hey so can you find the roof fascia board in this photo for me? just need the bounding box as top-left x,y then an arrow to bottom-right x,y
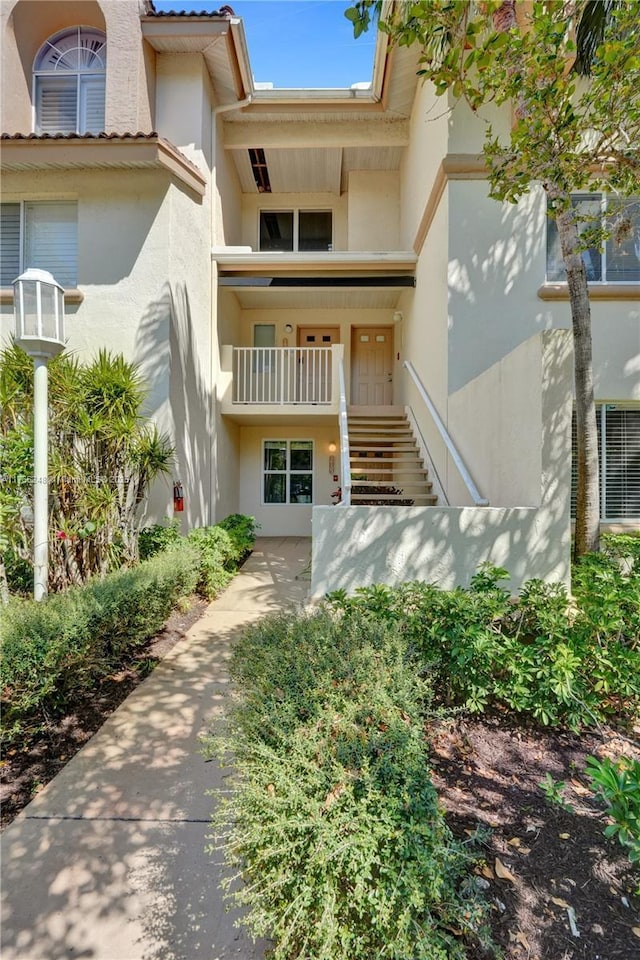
223,118 -> 409,150
228,18 -> 254,98
212,251 -> 417,271
141,17 -> 230,47
0,137 -> 206,195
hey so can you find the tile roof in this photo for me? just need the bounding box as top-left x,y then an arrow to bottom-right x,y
145,3 -> 235,16
1,131 -> 160,141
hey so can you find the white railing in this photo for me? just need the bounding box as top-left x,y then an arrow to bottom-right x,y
232,347 -> 333,404
404,360 -> 489,507
338,355 -> 351,506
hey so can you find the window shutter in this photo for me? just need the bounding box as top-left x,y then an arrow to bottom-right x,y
24,202 -> 78,288
570,407 -> 602,520
0,203 -> 21,286
36,77 -> 78,133
604,408 -> 640,519
80,76 -> 105,134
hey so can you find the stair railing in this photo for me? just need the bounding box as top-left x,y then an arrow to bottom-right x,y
404,360 -> 489,507
338,356 -> 352,506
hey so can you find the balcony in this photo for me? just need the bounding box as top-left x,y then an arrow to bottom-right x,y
220,344 -> 343,422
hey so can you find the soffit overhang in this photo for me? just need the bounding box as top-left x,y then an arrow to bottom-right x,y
141,15 -> 253,104
215,250 -> 416,309
0,133 -> 207,195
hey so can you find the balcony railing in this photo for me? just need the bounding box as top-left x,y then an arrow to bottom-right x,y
232,347 -> 334,405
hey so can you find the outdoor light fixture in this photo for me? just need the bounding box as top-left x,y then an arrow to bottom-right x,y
14,269 -> 65,356
13,269 -> 66,601
284,323 -> 293,334
328,441 -> 337,475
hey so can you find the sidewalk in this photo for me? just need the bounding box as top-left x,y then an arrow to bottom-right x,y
0,537 -> 311,960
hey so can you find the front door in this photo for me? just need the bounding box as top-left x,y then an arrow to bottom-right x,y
351,327 -> 393,405
296,327 -> 339,403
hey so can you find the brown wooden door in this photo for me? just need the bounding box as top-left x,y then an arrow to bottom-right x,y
295,327 -> 339,403
297,327 -> 340,347
351,327 -> 393,405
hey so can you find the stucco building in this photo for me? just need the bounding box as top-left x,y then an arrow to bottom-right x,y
1,0 -> 638,594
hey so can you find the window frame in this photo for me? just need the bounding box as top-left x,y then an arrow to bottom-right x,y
546,192 -> 640,285
262,439 -> 314,506
0,200 -> 79,289
32,26 -> 107,135
258,209 -> 333,253
571,403 -> 640,522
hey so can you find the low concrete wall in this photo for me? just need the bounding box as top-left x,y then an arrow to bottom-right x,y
311,329 -> 573,597
311,503 -> 570,597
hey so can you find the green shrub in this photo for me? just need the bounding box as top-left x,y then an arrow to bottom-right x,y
215,513 -> 259,563
138,518 -> 182,560
327,559 -> 640,730
206,609 -> 492,960
0,541 -> 201,743
1,513 -> 257,743
587,755 -> 640,884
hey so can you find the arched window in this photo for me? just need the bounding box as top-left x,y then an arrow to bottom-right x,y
34,26 -> 106,134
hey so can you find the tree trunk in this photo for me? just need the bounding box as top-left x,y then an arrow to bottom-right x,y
551,188 -> 600,558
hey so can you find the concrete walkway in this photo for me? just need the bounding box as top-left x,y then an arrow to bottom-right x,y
1,538 -> 311,960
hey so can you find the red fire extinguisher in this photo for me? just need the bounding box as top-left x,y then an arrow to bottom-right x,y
173,480 -> 184,513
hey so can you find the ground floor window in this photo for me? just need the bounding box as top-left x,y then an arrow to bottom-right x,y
0,201 -> 78,288
263,440 -> 313,504
571,405 -> 640,521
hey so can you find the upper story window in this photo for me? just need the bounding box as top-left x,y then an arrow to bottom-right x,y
259,210 -> 332,252
547,194 -> 640,283
34,27 -> 106,135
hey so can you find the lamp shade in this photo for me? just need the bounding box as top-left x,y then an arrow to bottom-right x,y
13,269 -> 65,357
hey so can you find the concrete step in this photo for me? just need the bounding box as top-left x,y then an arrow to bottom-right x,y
350,467 -> 430,476
351,493 -> 438,504
350,456 -> 425,465
352,479 -> 433,491
350,445 -> 419,453
349,420 -> 411,433
348,405 -> 405,417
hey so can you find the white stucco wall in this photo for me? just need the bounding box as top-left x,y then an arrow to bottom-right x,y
0,171 -> 220,528
447,330 -> 572,508
395,196 -> 450,495
347,171 -> 399,250
399,78 -> 449,250
311,330 -> 573,597
311,504 -> 569,597
238,425 -> 341,537
447,176 -> 640,401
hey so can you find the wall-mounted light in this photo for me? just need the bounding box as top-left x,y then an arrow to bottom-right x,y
284,323 -> 293,334
393,310 -> 403,323
328,441 -> 337,475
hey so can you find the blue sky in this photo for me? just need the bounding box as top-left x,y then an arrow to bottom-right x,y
152,1 -> 377,88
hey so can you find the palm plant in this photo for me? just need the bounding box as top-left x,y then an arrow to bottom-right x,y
0,344 -> 174,595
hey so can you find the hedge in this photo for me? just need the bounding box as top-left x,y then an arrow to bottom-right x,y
1,516 -> 257,744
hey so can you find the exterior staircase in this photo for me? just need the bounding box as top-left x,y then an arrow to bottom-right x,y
347,407 -> 437,506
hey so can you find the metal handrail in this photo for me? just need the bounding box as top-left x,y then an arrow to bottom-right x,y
403,360 -> 489,507
338,357 -> 351,506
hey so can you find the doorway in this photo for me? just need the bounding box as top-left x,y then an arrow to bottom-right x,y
350,327 -> 394,405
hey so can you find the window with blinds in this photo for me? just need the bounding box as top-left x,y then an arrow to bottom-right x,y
571,405 -> 640,520
33,27 -> 106,135
0,202 -> 78,289
0,204 -> 21,286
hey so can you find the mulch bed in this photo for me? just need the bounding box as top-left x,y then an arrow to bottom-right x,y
2,613 -> 638,959
428,716 -> 640,960
0,596 -> 208,830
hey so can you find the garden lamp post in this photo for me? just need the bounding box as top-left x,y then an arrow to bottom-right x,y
13,269 -> 66,601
